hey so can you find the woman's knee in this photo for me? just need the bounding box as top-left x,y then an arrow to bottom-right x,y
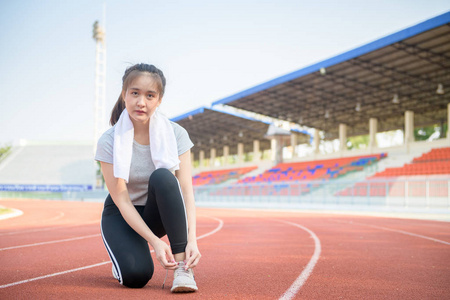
149,168 -> 178,191
121,268 -> 153,288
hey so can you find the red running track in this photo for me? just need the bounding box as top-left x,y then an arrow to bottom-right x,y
0,198 -> 449,299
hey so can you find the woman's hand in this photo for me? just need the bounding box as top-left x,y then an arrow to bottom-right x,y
185,240 -> 201,270
152,239 -> 177,270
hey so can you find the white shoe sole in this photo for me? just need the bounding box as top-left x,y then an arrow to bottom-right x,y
171,285 -> 198,293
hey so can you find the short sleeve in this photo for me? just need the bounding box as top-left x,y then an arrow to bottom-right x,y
95,128 -> 114,164
171,122 -> 194,156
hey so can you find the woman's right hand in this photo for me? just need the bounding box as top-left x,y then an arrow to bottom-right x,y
152,239 -> 177,270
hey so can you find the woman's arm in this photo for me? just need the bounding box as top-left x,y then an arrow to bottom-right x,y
175,150 -> 201,268
100,162 -> 177,269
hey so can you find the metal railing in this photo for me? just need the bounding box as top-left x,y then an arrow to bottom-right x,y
194,178 -> 450,211
2,178 -> 449,212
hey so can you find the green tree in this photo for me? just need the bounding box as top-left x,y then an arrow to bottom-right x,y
0,144 -> 11,160
414,124 -> 447,141
347,134 -> 369,150
96,161 -> 105,188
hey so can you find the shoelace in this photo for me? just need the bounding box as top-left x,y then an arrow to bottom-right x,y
162,269 -> 169,289
174,264 -> 192,278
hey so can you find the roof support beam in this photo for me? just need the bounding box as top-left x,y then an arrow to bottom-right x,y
394,41 -> 450,70
351,57 -> 438,94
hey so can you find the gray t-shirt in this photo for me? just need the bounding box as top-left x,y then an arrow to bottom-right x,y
95,121 -> 194,205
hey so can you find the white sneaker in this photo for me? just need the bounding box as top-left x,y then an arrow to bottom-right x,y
171,261 -> 198,293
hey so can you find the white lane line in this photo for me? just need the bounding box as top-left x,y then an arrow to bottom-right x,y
277,220 -> 321,300
0,234 -> 101,251
0,208 -> 23,221
45,211 -> 65,222
2,211 -> 66,227
0,261 -> 111,289
0,215 -> 224,289
197,216 -> 224,239
348,221 -> 450,246
0,220 -> 101,236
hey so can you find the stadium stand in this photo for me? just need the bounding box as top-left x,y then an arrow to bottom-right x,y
177,12 -> 450,179
192,166 -> 257,186
337,147 -> 450,197
238,154 -> 387,184
0,142 -> 95,192
206,154 -> 386,197
412,147 -> 450,163
371,147 -> 449,178
1,13 -> 449,210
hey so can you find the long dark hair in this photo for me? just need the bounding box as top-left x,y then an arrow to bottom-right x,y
110,63 -> 166,126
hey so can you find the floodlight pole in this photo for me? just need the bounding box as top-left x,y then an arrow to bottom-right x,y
92,20 -> 106,189
92,20 -> 106,153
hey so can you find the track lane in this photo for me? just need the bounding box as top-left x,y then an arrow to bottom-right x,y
179,213 -> 318,299
0,216 -> 224,289
277,220 -> 321,300
0,224 -> 101,248
0,212 -> 223,296
0,236 -> 107,285
339,216 -> 450,244
291,215 -> 450,299
343,220 -> 450,245
0,199 -> 102,230
0,233 -> 101,251
1,201 -> 449,299
1,206 -> 318,299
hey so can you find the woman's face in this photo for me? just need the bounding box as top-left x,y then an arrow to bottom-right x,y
123,74 -> 162,126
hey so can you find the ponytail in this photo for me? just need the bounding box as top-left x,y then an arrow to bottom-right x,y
110,95 -> 126,126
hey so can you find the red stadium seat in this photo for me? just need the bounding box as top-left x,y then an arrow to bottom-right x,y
192,166 -> 257,186
339,147 -> 450,197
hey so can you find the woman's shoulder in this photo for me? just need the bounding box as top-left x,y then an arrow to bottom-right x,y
97,126 -> 116,146
170,121 -> 188,136
102,126 -> 115,138
95,126 -> 115,163
170,121 -> 194,154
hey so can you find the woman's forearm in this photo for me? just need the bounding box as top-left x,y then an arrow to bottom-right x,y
184,192 -> 197,242
101,163 -> 160,247
115,198 -> 160,246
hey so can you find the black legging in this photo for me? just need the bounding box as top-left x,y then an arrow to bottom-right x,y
101,168 -> 188,288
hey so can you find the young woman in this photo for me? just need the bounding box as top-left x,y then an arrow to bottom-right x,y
95,63 -> 200,292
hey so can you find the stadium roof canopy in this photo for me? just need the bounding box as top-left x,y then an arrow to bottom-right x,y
171,107 -> 310,158
212,12 -> 450,140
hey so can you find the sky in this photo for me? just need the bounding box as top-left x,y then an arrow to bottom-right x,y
0,0 -> 449,145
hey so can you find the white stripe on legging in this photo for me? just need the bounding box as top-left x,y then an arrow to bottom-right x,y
100,216 -> 123,285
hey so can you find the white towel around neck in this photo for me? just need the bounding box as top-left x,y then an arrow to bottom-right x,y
113,108 -> 180,182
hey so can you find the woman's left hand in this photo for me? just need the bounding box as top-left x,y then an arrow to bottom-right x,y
185,240 -> 201,270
